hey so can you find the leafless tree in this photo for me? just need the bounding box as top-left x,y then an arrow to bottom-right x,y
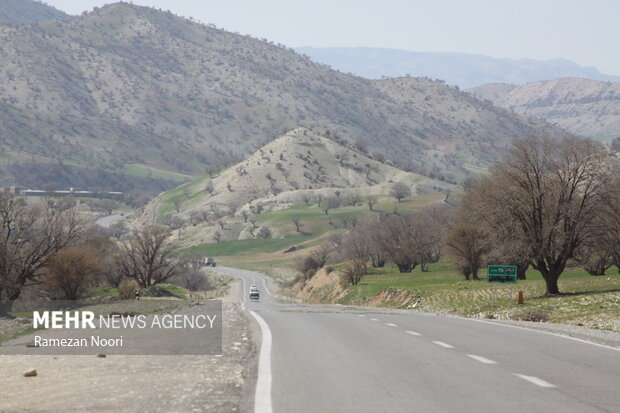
390,182 -> 411,203
460,137 -> 618,294
173,198 -> 182,213
204,180 -> 214,195
292,217 -> 304,233
45,244 -> 101,300
366,196 -> 377,211
445,223 -> 490,280
116,226 -> 180,288
0,195 -> 87,301
321,197 -> 340,215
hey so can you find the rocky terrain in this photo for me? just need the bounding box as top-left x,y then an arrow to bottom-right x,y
137,128 -> 456,245
469,78 -> 620,137
0,2 -> 568,191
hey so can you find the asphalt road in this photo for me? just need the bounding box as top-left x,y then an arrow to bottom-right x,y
95,214 -> 126,228
214,266 -> 620,413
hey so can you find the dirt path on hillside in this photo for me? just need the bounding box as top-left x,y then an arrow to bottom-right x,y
0,293 -> 256,413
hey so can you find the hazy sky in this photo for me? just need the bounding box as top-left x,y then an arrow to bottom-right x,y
44,0 -> 620,75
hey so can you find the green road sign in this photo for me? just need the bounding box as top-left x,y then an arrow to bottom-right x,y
487,265 -> 517,283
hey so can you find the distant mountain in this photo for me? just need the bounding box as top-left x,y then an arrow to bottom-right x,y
0,3 -> 568,192
469,78 -> 620,138
295,47 -> 620,89
0,0 -> 71,25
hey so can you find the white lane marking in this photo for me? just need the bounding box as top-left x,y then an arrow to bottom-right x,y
241,279 -> 246,310
370,318 -> 379,321
405,330 -> 421,336
263,278 -> 271,295
357,314 -> 366,317
467,354 -> 497,365
513,373 -> 556,388
464,318 -> 620,353
249,311 -> 273,413
432,340 -> 455,349
385,323 -> 398,327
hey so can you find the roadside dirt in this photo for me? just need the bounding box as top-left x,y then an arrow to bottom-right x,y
0,297 -> 256,413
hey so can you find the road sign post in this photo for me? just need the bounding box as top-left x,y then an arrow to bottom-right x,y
487,265 -> 517,308
487,265 -> 517,283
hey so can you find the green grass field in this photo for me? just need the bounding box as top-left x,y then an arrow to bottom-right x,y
336,262 -> 620,331
177,236 -> 313,257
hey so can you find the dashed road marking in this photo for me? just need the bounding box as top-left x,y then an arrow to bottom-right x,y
404,330 -> 421,336
467,354 -> 497,365
357,314 -> 366,317
432,340 -> 455,349
370,318 -> 379,321
385,323 -> 398,327
513,373 -> 556,388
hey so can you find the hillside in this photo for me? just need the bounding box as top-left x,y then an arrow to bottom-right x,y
295,47 -> 620,89
138,128 -> 456,247
0,2 -> 569,191
469,78 -> 620,137
0,0 -> 71,25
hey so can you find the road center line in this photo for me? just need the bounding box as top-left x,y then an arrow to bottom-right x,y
513,373 -> 556,388
385,322 -> 398,327
263,278 -> 271,295
467,354 -> 497,364
404,330 -> 421,336
249,311 -> 273,413
357,314 -> 366,317
370,318 -> 379,321
432,340 -> 455,349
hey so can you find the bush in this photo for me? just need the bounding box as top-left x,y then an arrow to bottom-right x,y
294,255 -> 320,281
172,269 -> 211,291
340,259 -> 366,286
118,279 -> 139,300
508,308 -> 548,322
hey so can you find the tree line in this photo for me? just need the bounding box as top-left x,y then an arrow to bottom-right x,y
300,136 -> 620,296
0,193 -> 210,306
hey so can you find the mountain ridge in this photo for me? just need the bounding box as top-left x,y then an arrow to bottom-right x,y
0,2 -> 569,192
0,0 -> 71,25
295,46 -> 620,89
469,78 -> 620,137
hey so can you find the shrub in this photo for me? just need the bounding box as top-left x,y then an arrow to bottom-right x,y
294,255 -> 320,281
340,259 -> 366,286
118,279 -> 139,300
508,308 -> 548,322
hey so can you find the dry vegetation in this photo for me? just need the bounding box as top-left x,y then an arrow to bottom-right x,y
0,3 -> 567,191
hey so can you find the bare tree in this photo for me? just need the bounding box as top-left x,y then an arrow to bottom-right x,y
204,180 -> 214,195
116,226 -> 180,288
292,217 -> 304,233
366,195 -> 377,211
45,244 -> 102,300
377,216 -> 421,273
460,137 -> 618,294
445,223 -> 490,280
390,182 -> 411,203
173,198 -> 182,213
321,197 -> 340,215
0,195 -> 86,301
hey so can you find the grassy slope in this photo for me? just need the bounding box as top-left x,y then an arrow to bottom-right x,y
340,263 -> 620,331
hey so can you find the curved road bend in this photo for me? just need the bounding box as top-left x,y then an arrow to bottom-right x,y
214,266 -> 620,413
